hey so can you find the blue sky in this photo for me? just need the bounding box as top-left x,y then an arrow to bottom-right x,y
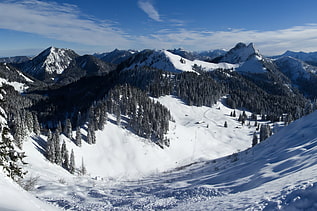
1,0 -> 317,57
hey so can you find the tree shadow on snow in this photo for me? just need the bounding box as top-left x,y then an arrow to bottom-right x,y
31,136 -> 46,156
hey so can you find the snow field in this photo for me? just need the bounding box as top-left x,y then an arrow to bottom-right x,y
19,95 -> 261,210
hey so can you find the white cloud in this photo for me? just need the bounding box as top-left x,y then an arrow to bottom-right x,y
1,1 -> 317,56
138,0 -> 162,22
0,0 -> 131,50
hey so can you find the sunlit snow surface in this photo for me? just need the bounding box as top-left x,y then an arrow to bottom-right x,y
17,97 -> 317,210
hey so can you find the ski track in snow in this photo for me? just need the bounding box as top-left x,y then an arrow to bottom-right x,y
17,96 -> 317,210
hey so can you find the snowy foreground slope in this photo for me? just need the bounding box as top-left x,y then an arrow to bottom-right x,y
0,171 -> 58,211
7,96 -> 317,210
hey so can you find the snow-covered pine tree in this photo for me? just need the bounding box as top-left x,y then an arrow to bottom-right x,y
25,111 -> 34,133
33,113 -> 40,136
46,130 -> 55,163
0,126 -> 26,181
75,126 -> 81,147
0,88 -> 26,181
69,149 -> 75,174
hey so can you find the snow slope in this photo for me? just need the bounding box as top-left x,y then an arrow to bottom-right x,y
0,171 -> 59,211
11,94 -> 317,210
24,96 -> 254,179
29,107 -> 317,210
124,50 -> 237,73
17,95 -> 258,209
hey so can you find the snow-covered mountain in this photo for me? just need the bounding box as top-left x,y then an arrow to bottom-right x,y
94,49 -> 137,64
275,56 -> 317,80
167,48 -> 227,62
215,42 -> 259,64
274,56 -> 317,98
274,50 -> 317,66
198,49 -> 227,61
122,49 -> 237,73
19,47 -> 79,81
57,54 -> 117,85
0,56 -> 31,64
0,63 -> 34,92
213,42 -> 276,74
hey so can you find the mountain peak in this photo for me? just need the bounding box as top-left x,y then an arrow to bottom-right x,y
19,47 -> 79,81
217,42 -> 259,64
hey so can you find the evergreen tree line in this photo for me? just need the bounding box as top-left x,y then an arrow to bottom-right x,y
0,87 -> 26,181
45,129 -> 76,174
118,67 -> 226,107
210,70 -> 312,122
118,67 -> 315,124
86,84 -> 172,147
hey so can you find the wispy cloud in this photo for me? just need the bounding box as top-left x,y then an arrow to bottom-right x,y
135,25 -> 317,55
0,0 -> 131,49
1,0 -> 317,56
138,0 -> 162,22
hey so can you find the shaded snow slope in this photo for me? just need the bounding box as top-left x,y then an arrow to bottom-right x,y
275,56 -> 317,80
175,110 -> 317,210
274,50 -> 317,66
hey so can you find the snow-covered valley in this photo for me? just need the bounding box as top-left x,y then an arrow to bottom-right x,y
14,95 -> 256,210
5,95 -> 316,210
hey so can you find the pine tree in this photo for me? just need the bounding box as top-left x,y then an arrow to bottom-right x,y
33,113 -> 40,136
57,122 -> 62,135
65,119 -> 72,139
252,132 -> 258,147
98,107 -> 107,130
224,121 -> 228,128
87,124 -> 95,144
63,149 -> 69,171
0,126 -> 26,180
80,157 -> 86,175
61,140 -> 68,170
115,105 -> 121,127
46,130 -> 55,163
260,124 -> 270,142
53,131 -> 61,165
69,149 -> 75,174
25,111 -> 34,133
75,126 -> 81,147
